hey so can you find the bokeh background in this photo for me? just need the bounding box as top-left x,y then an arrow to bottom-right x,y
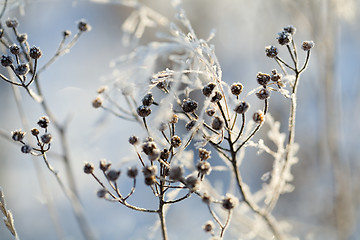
0,0 -> 360,239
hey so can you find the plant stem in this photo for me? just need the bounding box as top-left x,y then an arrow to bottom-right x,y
158,176 -> 168,240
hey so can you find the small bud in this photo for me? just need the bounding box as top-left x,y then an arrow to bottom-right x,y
99,159 -> 111,172
185,120 -> 197,131
84,162 -> 95,174
253,111 -> 264,124
5,18 -> 18,28
206,108 -> 216,117
77,20 -> 91,32
97,189 -> 107,198
168,165 -> 184,181
142,141 -> 157,155
37,116 -> 50,128
21,144 -> 32,154
31,128 -> 39,136
256,72 -> 270,86
270,69 -> 282,82
159,122 -> 167,132
211,91 -> 223,103
222,194 -> 238,210
11,130 -> 25,141
142,93 -> 154,106
128,135 -> 139,145
211,116 -> 224,130
185,175 -> 200,191
17,33 -> 28,43
203,221 -> 214,233
196,161 -> 212,176
160,149 -> 170,160
142,165 -> 157,178
9,44 -> 20,55
144,175 -> 156,186
256,88 -> 271,100
137,105 -> 151,117
63,30 -> 71,37
283,25 -> 296,35
14,63 -> 30,76
202,83 -> 216,97
170,135 -> 181,148
97,86 -> 107,94
277,31 -> 292,45
301,41 -> 315,51
169,114 -> 179,124
234,101 -> 249,114
41,133 -> 52,144
198,148 -> 211,161
202,193 -> 212,204
92,97 -> 102,108
1,55 -> 13,67
29,46 -> 42,59
127,166 -> 138,178
265,45 -> 278,58
107,169 -> 121,182
181,98 -> 198,113
230,83 -> 243,96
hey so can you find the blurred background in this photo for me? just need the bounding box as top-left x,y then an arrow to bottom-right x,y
0,0 -> 359,239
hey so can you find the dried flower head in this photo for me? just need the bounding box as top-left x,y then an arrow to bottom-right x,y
170,135 -> 181,148
168,165 -> 184,181
128,135 -> 139,145
11,130 -> 25,142
137,105 -> 151,117
265,45 -> 278,58
169,114 -> 179,124
185,175 -> 200,191
6,18 -> 18,28
148,148 -> 161,161
256,72 -> 271,86
107,169 -> 121,182
203,221 -> 214,233
302,41 -> 315,51
63,30 -> 71,37
41,133 -> 52,144
144,175 -> 156,186
142,165 -> 157,178
21,145 -> 32,154
222,194 -> 238,210
1,55 -> 13,67
202,83 -> 216,97
9,44 -> 20,55
84,162 -> 95,174
230,82 -> 243,96
29,46 -> 42,59
206,108 -> 216,117
270,69 -> 282,82
211,91 -> 223,103
256,88 -> 271,100
253,111 -> 264,124
142,93 -> 154,106
142,141 -> 157,155
77,20 -> 91,32
99,159 -> 111,172
277,31 -> 292,45
127,166 -> 138,178
17,33 -> 28,43
283,25 -> 296,35
182,98 -> 198,113
31,128 -> 39,136
36,117 -> 49,129
198,148 -> 211,161
196,161 -> 212,176
211,116 -> 224,130
234,101 -> 249,114
14,63 -> 30,76
92,97 -> 102,108
97,189 -> 107,198
185,120 -> 197,131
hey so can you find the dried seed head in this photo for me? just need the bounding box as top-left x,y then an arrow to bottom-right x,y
198,148 -> 211,161
265,45 -> 278,58
169,165 -> 184,181
77,20 -> 91,32
127,166 -> 138,178
253,111 -> 264,124
202,83 -> 216,97
29,46 -> 42,59
256,72 -> 271,86
142,165 -> 157,178
169,114 -> 179,124
234,101 -> 249,114
97,189 -> 107,198
185,175 -> 200,191
1,55 -> 13,67
9,44 -> 20,55
256,88 -> 271,100
107,169 -> 121,182
99,159 -> 111,172
222,194 -> 238,210
160,148 -> 170,160
137,105 -> 151,117
283,25 -> 296,35
211,91 -> 223,103
128,135 -> 139,145
63,30 -> 71,37
142,141 -> 157,155
31,128 -> 39,136
203,221 -> 214,232
302,41 -> 315,51
17,33 -> 28,43
6,18 -> 18,28
158,122 -> 167,132
206,108 -> 216,117
148,148 -> 161,161
170,135 -> 181,148
21,144 -> 32,154
196,161 -> 212,176
144,175 -> 156,185
181,98 -> 198,113
11,130 -> 26,141
142,93 -> 154,106
211,116 -> 224,130
270,69 -> 282,82
277,31 -> 292,45
41,133 -> 52,144
202,193 -> 212,204
185,120 -> 197,131
84,162 -> 95,174
37,116 -> 50,128
230,82 -> 243,96
92,97 -> 102,108
14,63 -> 30,76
